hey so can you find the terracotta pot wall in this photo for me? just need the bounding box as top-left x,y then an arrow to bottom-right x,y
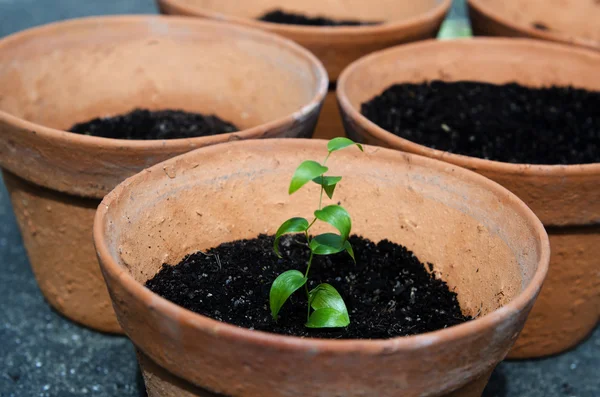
337,38 -> 600,358
94,139 -> 549,396
313,89 -> 346,140
0,16 -> 327,332
468,0 -> 600,51
157,0 -> 451,81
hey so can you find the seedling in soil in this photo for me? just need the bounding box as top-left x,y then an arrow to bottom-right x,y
269,138 -> 363,328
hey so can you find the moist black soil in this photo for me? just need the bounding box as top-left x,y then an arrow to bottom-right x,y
146,235 -> 470,339
259,10 -> 379,26
69,108 -> 238,140
361,81 -> 600,165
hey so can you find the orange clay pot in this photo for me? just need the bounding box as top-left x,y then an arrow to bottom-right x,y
0,16 -> 327,333
94,138 -> 549,397
468,0 -> 600,51
337,38 -> 600,358
157,0 -> 451,141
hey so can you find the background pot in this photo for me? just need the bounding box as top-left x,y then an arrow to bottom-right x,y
0,15 -> 327,333
468,0 -> 600,51
337,38 -> 600,358
157,0 -> 452,140
94,139 -> 549,396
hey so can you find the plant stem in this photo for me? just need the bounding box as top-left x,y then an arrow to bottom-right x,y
305,251 -> 314,320
305,251 -> 314,279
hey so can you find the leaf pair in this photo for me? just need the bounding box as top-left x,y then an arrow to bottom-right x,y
274,204 -> 355,262
306,283 -> 350,328
270,272 -> 350,329
288,137 -> 363,197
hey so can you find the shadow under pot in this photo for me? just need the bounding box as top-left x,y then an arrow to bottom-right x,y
0,15 -> 327,333
156,0 -> 452,140
94,138 -> 549,397
337,37 -> 600,358
468,0 -> 600,52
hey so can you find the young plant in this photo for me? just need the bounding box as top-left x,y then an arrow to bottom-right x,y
270,138 -> 363,328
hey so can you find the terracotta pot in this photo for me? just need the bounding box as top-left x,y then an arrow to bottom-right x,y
468,0 -> 600,51
157,0 -> 452,82
337,38 -> 600,358
94,138 -> 549,396
0,15 -> 327,333
312,89 -> 346,140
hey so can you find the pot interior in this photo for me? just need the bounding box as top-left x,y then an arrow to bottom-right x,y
100,140 -> 546,322
341,39 -> 600,112
0,17 -> 323,132
473,0 -> 600,44
170,0 -> 443,23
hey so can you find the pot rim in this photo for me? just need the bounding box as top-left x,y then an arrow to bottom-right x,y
157,0 -> 452,38
94,138 -> 550,354
468,0 -> 600,50
337,37 -> 600,177
0,15 -> 328,151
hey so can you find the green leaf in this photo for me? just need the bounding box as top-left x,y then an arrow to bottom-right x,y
314,205 -> 352,241
269,270 -> 307,321
344,240 -> 355,263
306,308 -> 350,328
327,137 -> 363,153
305,284 -> 350,328
308,283 -> 349,313
289,160 -> 328,195
273,217 -> 309,257
309,233 -> 345,255
312,176 -> 342,199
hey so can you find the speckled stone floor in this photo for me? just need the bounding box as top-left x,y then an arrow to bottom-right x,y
0,1 -> 598,396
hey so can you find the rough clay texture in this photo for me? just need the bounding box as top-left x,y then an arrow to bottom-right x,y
94,139 -> 549,397
1,171 -> 119,333
0,16 -> 326,332
337,38 -> 600,358
157,0 -> 451,80
313,89 -> 346,140
468,0 -> 600,51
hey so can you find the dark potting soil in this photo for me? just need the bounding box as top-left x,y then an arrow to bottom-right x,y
259,10 -> 380,27
361,81 -> 600,165
69,108 -> 238,140
146,235 -> 471,339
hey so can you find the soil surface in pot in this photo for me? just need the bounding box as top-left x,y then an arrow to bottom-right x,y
146,235 -> 471,339
69,108 -> 238,140
361,81 -> 600,165
259,10 -> 380,26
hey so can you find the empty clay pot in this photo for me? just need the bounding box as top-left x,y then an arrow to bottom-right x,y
468,0 -> 600,51
0,15 -> 327,333
94,138 -> 549,396
157,0 -> 452,140
337,38 -> 600,358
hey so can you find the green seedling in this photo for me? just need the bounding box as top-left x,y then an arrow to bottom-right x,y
269,138 -> 363,328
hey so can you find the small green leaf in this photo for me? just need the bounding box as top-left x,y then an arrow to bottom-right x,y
309,233 -> 345,255
312,176 -> 342,199
309,283 -> 349,314
344,240 -> 355,263
270,270 -> 307,321
306,284 -> 349,328
306,308 -> 350,328
327,137 -> 363,153
289,161 -> 328,195
273,217 -> 309,257
314,205 -> 352,241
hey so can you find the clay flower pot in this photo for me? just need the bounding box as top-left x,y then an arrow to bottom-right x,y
468,0 -> 600,51
0,15 -> 327,333
157,0 -> 451,140
94,139 -> 549,396
337,38 -> 600,358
